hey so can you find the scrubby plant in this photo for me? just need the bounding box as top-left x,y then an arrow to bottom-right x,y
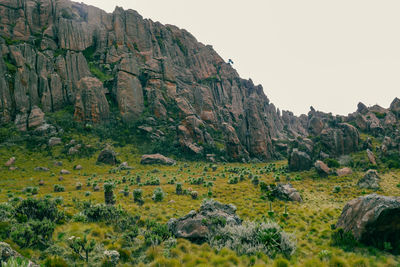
76,182 -> 82,190
104,183 -> 115,205
133,189 -> 143,205
331,228 -> 358,251
209,221 -> 296,258
67,235 -> 96,263
251,176 -> 259,186
3,257 -> 31,267
175,183 -> 183,195
54,184 -> 65,192
191,191 -> 198,200
152,187 -> 164,202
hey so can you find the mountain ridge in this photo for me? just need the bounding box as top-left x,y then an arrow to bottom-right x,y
0,0 -> 399,163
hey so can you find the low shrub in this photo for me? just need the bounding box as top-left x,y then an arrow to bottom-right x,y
209,221 -> 296,258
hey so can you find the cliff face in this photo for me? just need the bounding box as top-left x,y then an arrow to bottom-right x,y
0,0 -> 306,160
2,0 -> 394,162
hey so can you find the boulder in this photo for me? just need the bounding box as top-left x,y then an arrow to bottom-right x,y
74,165 -> 83,170
140,154 -> 176,165
272,183 -> 302,202
4,157 -> 15,167
366,149 -> 377,165
48,137 -> 62,146
97,147 -> 119,165
34,166 -> 50,172
167,200 -> 241,243
314,160 -> 331,176
336,194 -> 400,253
288,149 -> 312,171
60,169 -> 71,175
357,169 -> 380,190
117,162 -> 133,170
336,167 -> 353,177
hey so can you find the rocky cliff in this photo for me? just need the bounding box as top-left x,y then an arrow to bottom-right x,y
0,0 -> 398,162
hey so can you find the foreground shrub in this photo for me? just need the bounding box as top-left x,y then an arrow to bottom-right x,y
209,221 -> 296,258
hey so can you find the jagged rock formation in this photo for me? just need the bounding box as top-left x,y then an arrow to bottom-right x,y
0,0 -> 398,162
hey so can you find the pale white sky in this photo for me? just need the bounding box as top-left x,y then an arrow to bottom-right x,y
80,0 -> 400,115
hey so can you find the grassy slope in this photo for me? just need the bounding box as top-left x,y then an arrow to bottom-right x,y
0,136 -> 399,266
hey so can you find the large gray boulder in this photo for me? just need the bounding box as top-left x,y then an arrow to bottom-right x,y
97,147 -> 119,165
140,154 -> 176,165
272,183 -> 302,202
336,194 -> 400,252
357,170 -> 380,190
167,200 -> 241,243
314,160 -> 331,177
288,149 -> 312,172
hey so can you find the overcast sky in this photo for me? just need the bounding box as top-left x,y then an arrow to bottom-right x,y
80,0 -> 400,116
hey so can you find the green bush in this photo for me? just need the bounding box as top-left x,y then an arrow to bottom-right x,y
331,228 -> 358,251
152,187 -> 164,202
11,219 -> 55,248
209,221 -> 296,258
175,183 -> 183,195
133,189 -> 143,205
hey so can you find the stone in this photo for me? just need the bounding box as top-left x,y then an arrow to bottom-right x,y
357,169 -> 380,190
117,162 -> 133,170
272,183 -> 302,202
314,160 -> 331,176
288,149 -> 312,171
58,176 -> 64,181
167,200 -> 241,243
74,77 -> 110,123
140,154 -> 176,165
336,167 -> 353,177
97,147 -> 119,165
48,137 -> 62,146
336,194 -> 400,252
5,157 -> 15,167
366,149 -> 377,165
54,161 -> 63,166
60,169 -> 70,175
74,165 -> 83,170
34,166 -> 50,172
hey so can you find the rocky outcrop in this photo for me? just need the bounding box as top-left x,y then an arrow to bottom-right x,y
357,170 -> 380,190
288,149 -> 312,171
0,0 -> 397,162
271,183 -> 302,202
97,147 -> 118,165
366,149 -> 377,165
336,194 -> 400,253
140,154 -> 176,165
314,160 -> 331,177
167,200 -> 241,243
336,167 -> 352,177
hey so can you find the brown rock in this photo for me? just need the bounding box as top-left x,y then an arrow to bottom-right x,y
366,149 -> 377,165
336,167 -> 352,177
357,169 -> 380,190
273,184 -> 302,202
336,194 -> 400,252
5,157 -> 15,167
314,160 -> 331,176
74,77 -> 109,123
97,147 -> 119,165
289,149 -> 312,171
140,154 -> 176,165
167,200 -> 241,243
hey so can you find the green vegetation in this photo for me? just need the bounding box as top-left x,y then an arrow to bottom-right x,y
0,133 -> 399,266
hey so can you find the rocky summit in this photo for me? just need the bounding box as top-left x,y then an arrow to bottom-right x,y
4,0 -> 396,162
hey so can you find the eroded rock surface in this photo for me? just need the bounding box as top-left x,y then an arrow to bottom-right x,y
167,200 -> 241,243
336,194 -> 400,253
